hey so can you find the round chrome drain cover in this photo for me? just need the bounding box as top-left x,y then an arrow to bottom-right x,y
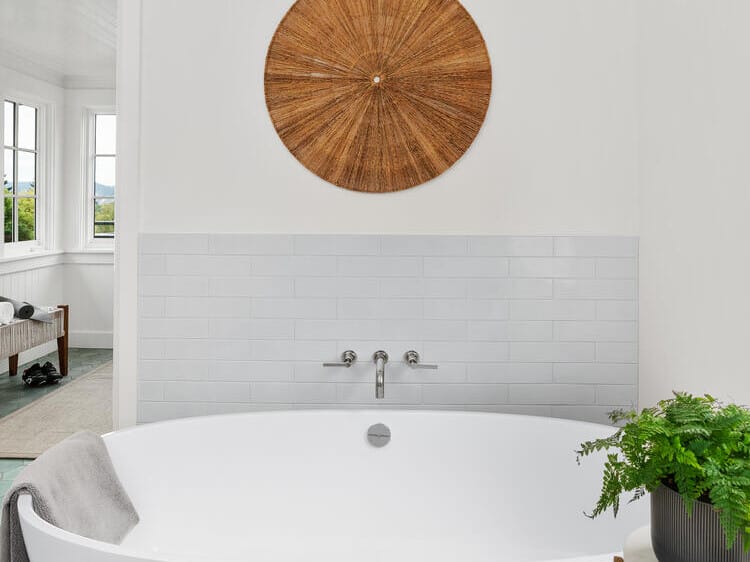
367,423 -> 391,448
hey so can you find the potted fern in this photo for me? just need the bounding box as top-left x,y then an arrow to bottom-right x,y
577,393 -> 750,562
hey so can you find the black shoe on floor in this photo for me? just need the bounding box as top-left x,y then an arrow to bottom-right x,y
22,363 -> 47,387
41,361 -> 62,384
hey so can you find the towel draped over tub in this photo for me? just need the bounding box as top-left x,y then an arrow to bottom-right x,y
0,431 -> 139,562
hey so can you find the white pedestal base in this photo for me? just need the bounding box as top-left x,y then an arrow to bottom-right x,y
624,526 -> 658,561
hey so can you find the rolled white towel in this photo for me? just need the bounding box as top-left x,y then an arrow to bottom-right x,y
0,302 -> 13,325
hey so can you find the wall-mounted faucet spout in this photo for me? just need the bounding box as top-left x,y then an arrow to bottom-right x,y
373,350 -> 389,399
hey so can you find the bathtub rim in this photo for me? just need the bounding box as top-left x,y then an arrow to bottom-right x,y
16,494 -> 168,561
18,494 -> 623,562
108,407 -> 620,442
16,409 -> 623,560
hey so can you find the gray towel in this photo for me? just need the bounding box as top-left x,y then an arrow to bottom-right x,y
0,298 -> 53,324
28,307 -> 53,325
0,298 -> 33,321
0,431 -> 139,562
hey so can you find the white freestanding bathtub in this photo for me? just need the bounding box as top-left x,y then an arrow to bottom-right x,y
17,411 -> 648,562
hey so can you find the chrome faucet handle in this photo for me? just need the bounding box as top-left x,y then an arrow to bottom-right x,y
373,350 -> 389,363
404,350 -> 438,370
323,350 -> 358,368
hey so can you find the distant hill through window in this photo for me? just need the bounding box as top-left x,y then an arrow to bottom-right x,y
95,183 -> 114,197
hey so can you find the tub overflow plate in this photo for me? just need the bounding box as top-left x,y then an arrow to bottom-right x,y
367,423 -> 391,448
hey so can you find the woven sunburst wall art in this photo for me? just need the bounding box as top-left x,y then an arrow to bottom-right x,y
264,0 -> 492,193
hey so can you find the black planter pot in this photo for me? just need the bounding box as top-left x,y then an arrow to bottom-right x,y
651,484 -> 750,562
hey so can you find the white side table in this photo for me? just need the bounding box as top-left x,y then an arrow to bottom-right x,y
624,526 -> 658,562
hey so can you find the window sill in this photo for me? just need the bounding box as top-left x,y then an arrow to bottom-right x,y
78,248 -> 114,254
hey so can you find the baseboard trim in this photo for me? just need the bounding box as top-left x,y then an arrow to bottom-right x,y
70,330 -> 113,349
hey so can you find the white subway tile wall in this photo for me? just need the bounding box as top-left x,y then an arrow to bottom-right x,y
138,235 -> 638,424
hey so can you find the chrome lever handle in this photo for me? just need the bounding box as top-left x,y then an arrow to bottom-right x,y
404,350 -> 438,370
323,350 -> 358,368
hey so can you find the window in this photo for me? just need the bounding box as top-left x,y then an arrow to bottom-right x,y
3,100 -> 38,244
93,114 -> 116,238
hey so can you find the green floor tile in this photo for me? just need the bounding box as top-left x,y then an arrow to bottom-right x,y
0,348 -> 112,419
0,459 -> 26,474
1,466 -> 24,482
0,481 -> 13,496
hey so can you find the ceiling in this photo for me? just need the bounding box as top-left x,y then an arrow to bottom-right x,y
0,0 -> 117,89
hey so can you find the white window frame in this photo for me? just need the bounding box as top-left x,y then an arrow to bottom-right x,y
82,106 -> 116,250
0,92 -> 53,257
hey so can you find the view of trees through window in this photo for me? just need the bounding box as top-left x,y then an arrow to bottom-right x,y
3,100 -> 38,243
94,114 -> 116,238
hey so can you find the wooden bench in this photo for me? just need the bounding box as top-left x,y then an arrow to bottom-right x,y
0,305 -> 69,377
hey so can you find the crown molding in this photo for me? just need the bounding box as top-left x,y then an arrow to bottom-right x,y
0,46 -> 114,91
63,75 -> 115,90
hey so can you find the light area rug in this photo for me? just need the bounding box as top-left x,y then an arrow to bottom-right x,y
0,362 -> 113,458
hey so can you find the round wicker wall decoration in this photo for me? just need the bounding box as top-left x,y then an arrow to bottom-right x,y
264,0 -> 492,193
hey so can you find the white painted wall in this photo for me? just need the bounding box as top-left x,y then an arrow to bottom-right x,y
137,0 -> 639,235
62,255 -> 114,348
638,1 -> 750,407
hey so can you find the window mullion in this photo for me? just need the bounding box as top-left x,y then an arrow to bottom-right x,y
93,149 -> 97,237
13,146 -> 17,243
12,104 -> 16,242
13,148 -> 18,243
13,198 -> 18,243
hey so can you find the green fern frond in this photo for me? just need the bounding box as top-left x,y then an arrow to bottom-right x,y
578,392 -> 750,553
